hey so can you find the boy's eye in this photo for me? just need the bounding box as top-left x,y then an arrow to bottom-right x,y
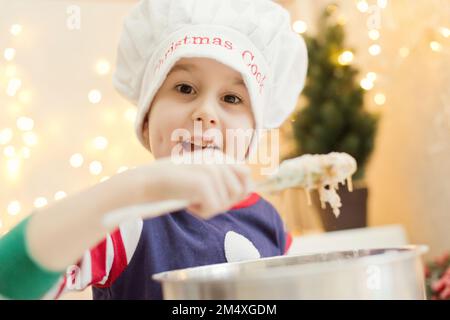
175,84 -> 195,95
223,94 -> 242,105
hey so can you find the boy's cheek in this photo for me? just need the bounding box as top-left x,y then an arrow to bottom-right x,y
149,124 -> 186,158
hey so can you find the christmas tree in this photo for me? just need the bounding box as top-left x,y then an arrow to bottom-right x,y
291,5 -> 378,180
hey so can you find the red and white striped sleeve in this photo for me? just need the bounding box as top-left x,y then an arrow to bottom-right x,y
43,219 -> 143,299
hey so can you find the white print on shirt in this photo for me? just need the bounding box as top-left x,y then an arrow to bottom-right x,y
224,231 -> 261,263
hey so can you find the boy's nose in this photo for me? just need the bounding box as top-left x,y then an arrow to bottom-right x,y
191,101 -> 219,128
193,113 -> 216,126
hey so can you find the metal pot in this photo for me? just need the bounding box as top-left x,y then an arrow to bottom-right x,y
153,245 -> 428,300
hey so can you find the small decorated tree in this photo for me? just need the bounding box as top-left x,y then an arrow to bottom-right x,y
290,5 -> 379,231
291,5 -> 378,181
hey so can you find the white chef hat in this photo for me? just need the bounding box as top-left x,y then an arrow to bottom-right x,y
113,0 -> 308,152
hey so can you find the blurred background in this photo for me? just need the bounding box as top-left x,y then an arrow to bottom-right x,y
0,0 -> 449,299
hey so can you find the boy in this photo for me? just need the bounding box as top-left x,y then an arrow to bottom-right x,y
79,0 -> 307,299
0,0 -> 307,300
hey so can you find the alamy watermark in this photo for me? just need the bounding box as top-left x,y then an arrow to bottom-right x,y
169,121 -> 280,175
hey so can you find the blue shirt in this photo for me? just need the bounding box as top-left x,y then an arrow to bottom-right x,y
92,194 -> 287,300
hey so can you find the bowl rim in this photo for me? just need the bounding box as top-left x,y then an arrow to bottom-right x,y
152,245 -> 428,284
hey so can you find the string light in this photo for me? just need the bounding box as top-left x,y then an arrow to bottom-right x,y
16,116 -> 34,131
6,78 -> 22,96
374,93 -> 386,105
10,24 -> 22,36
368,29 -> 380,40
34,197 -> 48,208
88,89 -> 102,104
7,201 -> 21,216
3,146 -> 16,158
6,158 -> 21,178
70,153 -> 84,168
89,161 -> 103,175
93,136 -> 108,150
95,59 -> 111,75
377,0 -> 388,9
338,50 -> 354,65
54,191 -> 67,200
359,71 -> 377,92
430,41 -> 442,52
22,132 -> 38,146
439,27 -> 450,38
360,78 -> 374,90
4,48 -> 16,61
357,0 -> 369,13
0,128 -> 13,145
369,44 -> 381,56
366,72 -> 377,82
124,107 -> 137,123
292,20 -> 307,34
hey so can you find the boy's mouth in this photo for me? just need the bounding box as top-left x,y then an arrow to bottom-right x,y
180,140 -> 221,153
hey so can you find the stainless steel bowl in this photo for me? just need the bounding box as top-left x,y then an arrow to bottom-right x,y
153,245 -> 428,300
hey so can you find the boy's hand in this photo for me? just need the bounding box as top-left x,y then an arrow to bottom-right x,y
128,155 -> 253,219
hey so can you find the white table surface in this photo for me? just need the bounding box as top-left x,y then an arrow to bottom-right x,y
287,224 -> 409,255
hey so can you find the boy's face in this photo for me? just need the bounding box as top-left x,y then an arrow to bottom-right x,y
143,57 -> 255,160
